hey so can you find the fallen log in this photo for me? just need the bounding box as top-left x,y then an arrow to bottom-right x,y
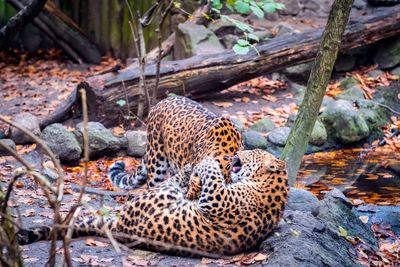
8,0 -> 101,64
79,6 -> 400,126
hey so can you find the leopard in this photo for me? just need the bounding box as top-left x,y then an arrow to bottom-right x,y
17,149 -> 288,256
108,96 -> 243,199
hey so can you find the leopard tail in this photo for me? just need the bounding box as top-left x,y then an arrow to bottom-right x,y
108,161 -> 147,190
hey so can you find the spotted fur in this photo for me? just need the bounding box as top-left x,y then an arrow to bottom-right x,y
108,96 -> 243,199
18,149 -> 288,256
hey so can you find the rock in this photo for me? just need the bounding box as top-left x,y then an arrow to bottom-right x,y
309,119 -> 328,146
41,124 -> 82,162
10,112 -> 40,144
285,115 -> 327,146
335,85 -> 365,101
0,129 -> 7,139
390,65 -> 400,76
334,54 -> 356,72
322,95 -> 335,108
250,118 -> 276,133
339,76 -> 359,90
230,118 -> 245,134
367,69 -> 384,78
267,127 -> 291,146
174,22 -> 225,60
319,189 -> 377,247
302,0 -> 321,12
272,23 -> 295,37
243,130 -> 268,150
374,36 -> 400,69
289,82 -> 306,104
208,19 -> 236,37
283,62 -> 313,82
43,167 -> 59,182
353,0 -> 367,9
126,130 -> 147,157
321,100 -> 370,144
285,113 -> 297,127
0,139 -> 16,156
279,0 -> 301,15
287,188 -> 319,214
357,100 -> 389,140
74,122 -> 122,157
221,34 -> 239,49
261,189 -> 377,267
252,30 -> 273,41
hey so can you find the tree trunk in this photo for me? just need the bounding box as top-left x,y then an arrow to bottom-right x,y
77,5 -> 400,126
0,0 -> 47,49
281,0 -> 355,186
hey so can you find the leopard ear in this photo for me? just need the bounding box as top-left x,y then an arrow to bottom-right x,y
266,159 -> 285,172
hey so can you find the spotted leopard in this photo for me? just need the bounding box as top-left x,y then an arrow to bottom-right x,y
108,96 -> 243,199
18,149 -> 288,256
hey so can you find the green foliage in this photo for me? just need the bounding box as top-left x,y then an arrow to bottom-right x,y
212,0 -> 285,16
116,99 -> 126,107
210,0 -> 285,55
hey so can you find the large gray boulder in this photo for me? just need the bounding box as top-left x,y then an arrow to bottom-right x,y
174,22 -> 225,59
250,118 -> 276,133
267,127 -> 291,146
10,112 -> 40,144
374,37 -> 400,69
283,62 -> 313,82
74,122 -> 122,157
320,100 -> 370,144
0,139 -> 16,156
260,189 -> 377,267
243,130 -> 268,150
309,119 -> 328,146
126,130 -> 147,157
335,85 -> 365,102
339,76 -> 359,90
287,188 -> 319,214
41,124 -> 82,162
334,54 -> 356,72
230,118 -> 245,134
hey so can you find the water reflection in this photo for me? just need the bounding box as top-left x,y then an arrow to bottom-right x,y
297,148 -> 400,205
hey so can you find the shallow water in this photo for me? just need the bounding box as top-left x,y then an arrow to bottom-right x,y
297,148 -> 400,205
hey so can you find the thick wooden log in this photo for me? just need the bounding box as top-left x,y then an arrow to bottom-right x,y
8,0 -> 101,64
81,6 -> 400,126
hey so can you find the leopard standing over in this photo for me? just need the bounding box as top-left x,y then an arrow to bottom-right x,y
18,149 -> 288,256
108,96 -> 243,198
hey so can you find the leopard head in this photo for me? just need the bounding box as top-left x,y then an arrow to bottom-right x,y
230,149 -> 287,184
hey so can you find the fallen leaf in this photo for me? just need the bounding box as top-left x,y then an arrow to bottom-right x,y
85,238 -> 109,248
212,101 -> 233,108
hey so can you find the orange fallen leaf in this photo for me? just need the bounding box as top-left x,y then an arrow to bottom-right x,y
212,101 -> 233,108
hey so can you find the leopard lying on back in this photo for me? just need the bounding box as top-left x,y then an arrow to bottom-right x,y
108,96 -> 243,199
18,149 -> 288,256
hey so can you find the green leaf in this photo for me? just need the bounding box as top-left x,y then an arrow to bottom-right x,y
226,3 -> 234,12
247,33 -> 260,42
275,3 -> 286,10
237,39 -> 250,46
98,207 -> 110,217
338,226 -> 348,238
212,0 -> 223,10
116,99 -> 126,107
250,5 -> 264,18
233,43 -> 250,55
234,1 -> 251,14
167,93 -> 178,97
262,3 -> 276,13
